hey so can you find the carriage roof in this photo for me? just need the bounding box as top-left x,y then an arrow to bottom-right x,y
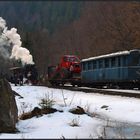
81,49 -> 140,62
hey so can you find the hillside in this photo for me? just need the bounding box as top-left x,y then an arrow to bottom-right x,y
1,84 -> 140,138
0,1 -> 139,76
0,1 -> 83,33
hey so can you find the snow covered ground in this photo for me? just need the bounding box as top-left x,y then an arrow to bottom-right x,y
1,84 -> 140,139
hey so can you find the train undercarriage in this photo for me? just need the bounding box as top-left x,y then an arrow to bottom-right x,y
49,77 -> 140,90
48,68 -> 81,87
79,81 -> 140,90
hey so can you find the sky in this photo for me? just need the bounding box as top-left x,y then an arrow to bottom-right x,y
1,84 -> 140,139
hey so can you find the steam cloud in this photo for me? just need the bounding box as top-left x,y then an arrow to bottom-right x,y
0,17 -> 34,65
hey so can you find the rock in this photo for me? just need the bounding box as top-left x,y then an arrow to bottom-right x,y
19,107 -> 58,120
42,108 -> 57,114
0,78 -> 18,133
31,107 -> 42,117
12,90 -> 23,99
19,107 -> 43,120
101,105 -> 109,109
69,106 -> 86,115
19,111 -> 32,120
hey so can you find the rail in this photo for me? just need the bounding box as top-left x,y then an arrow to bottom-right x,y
49,85 -> 140,98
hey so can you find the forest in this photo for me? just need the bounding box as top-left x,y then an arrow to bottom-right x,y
0,1 -> 139,76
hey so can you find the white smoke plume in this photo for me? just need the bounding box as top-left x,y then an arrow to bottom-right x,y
0,17 -> 34,65
0,17 -> 6,29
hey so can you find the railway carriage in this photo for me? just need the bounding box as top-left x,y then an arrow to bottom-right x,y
81,49 -> 140,89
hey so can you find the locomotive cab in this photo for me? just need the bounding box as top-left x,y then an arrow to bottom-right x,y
48,55 -> 81,86
59,55 -> 81,74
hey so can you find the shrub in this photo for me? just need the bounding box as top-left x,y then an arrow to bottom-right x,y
69,116 -> 80,127
38,93 -> 55,109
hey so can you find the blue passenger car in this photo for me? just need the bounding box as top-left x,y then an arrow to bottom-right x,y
81,49 -> 140,88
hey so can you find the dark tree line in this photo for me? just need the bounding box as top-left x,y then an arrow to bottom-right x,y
47,1 -> 140,66
0,1 -> 139,77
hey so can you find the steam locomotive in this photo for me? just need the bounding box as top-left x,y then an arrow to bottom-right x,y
9,64 -> 38,85
48,49 -> 140,89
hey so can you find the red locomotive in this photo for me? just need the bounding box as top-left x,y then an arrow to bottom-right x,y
48,55 -> 81,86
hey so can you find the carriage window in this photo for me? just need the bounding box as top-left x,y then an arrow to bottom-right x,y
82,62 -> 86,71
105,59 -> 109,68
118,57 -> 121,67
99,60 -> 103,69
93,61 -> 96,69
131,54 -> 139,66
88,61 -> 92,70
122,56 -> 127,66
111,57 -> 116,67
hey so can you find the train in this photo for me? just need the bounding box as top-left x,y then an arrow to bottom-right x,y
9,64 -> 38,85
48,49 -> 140,89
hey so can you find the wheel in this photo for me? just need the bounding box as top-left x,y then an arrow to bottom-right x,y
77,84 -> 81,87
72,83 -> 75,87
60,82 -> 65,86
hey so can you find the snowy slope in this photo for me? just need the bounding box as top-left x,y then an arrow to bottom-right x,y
1,84 -> 140,139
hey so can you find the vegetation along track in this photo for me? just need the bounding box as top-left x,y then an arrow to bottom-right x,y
49,85 -> 140,99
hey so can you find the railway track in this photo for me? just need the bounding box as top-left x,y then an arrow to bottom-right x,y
49,85 -> 140,98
